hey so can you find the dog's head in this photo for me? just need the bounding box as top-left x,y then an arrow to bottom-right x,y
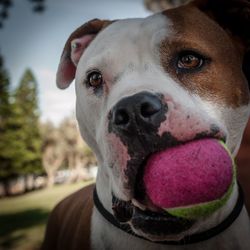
57,0 -> 250,242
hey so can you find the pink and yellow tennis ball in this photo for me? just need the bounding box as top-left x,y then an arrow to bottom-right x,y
143,139 -> 235,220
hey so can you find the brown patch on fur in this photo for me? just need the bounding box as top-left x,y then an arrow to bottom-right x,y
159,5 -> 250,107
192,0 -> 250,42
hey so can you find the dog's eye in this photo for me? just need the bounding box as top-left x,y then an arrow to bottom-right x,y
87,71 -> 103,87
177,52 -> 204,70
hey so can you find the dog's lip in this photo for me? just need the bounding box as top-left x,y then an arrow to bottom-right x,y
131,198 -> 147,211
112,193 -> 164,223
132,195 -> 163,212
112,193 -> 195,237
112,193 -> 190,221
131,207 -> 194,237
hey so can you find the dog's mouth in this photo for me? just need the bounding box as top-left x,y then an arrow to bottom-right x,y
112,194 -> 195,238
112,154 -> 195,238
111,132 -> 232,240
112,201 -> 195,239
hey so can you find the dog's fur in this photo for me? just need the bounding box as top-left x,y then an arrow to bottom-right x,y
42,0 -> 250,249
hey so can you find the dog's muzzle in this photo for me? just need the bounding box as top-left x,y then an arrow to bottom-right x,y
106,91 -> 227,239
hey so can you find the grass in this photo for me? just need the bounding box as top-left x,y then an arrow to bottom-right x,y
0,181 -> 93,250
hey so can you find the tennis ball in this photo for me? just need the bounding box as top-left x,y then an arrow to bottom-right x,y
143,139 -> 236,220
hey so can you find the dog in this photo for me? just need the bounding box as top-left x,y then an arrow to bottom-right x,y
42,0 -> 250,249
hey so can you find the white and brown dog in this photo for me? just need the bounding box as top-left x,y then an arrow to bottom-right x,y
42,0 -> 250,249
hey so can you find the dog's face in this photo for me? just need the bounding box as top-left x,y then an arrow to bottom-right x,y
57,0 -> 250,242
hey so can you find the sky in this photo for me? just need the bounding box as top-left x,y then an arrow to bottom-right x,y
0,0 -> 151,125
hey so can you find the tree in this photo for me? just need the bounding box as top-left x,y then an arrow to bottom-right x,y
0,61 -> 43,194
58,117 -> 96,183
41,117 -> 97,187
13,69 -> 43,176
0,55 -> 10,128
41,122 -> 64,187
0,54 -> 14,183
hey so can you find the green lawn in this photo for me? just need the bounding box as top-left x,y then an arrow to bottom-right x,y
0,181 -> 93,250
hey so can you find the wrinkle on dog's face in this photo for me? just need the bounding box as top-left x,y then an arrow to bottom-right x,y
74,10 -> 250,241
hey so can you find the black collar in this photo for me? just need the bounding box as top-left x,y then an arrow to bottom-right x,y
93,184 -> 244,245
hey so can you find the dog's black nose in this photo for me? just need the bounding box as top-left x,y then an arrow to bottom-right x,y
110,92 -> 166,134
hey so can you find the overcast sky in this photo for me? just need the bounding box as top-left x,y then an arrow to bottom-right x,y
0,0 -> 150,125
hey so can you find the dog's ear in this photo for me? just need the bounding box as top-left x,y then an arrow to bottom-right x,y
192,0 -> 250,85
56,19 -> 112,89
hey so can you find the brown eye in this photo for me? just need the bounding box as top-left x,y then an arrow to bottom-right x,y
177,53 -> 204,70
87,71 -> 103,87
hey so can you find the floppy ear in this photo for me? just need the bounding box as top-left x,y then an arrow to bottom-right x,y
56,19 -> 112,89
191,0 -> 250,85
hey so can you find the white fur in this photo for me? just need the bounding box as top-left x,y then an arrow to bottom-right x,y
72,12 -> 250,249
193,99 -> 250,156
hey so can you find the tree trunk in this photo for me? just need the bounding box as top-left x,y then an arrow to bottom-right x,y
46,171 -> 55,188
2,179 -> 9,196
